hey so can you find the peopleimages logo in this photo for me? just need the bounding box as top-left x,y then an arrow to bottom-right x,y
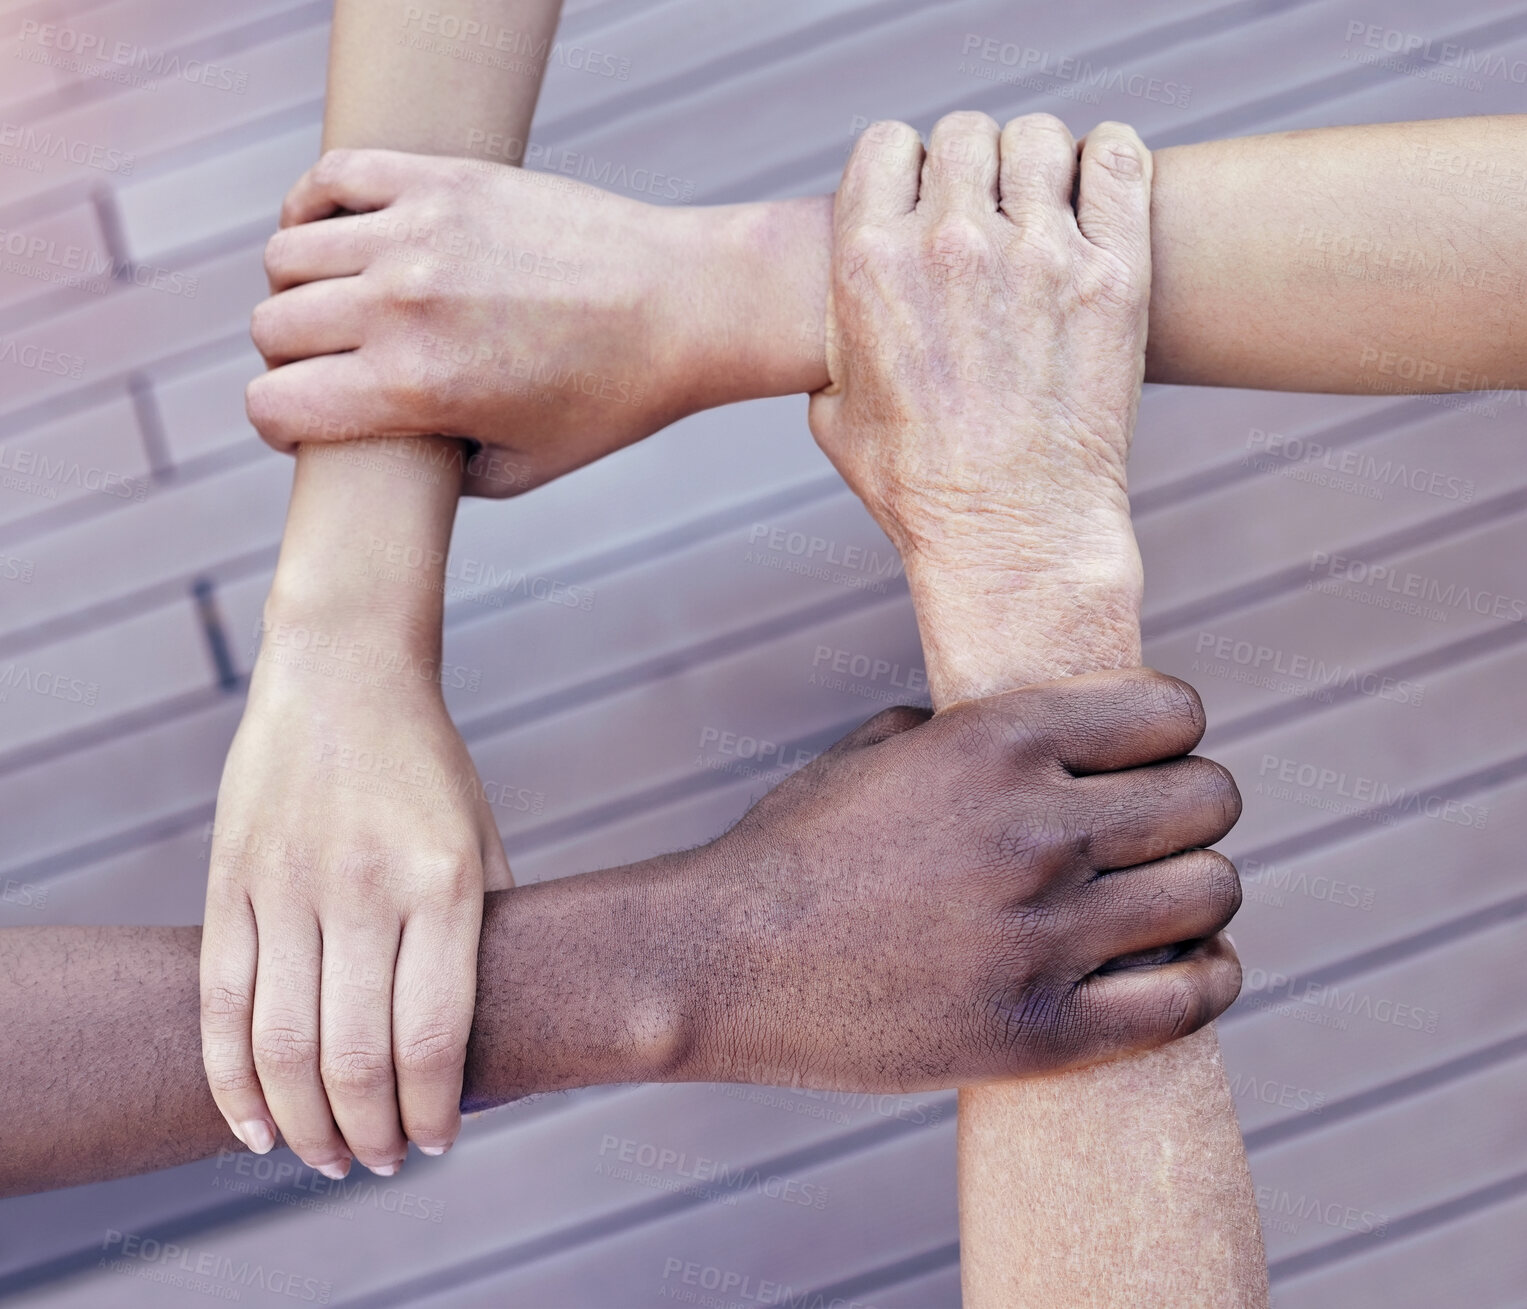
1257,753 -> 1488,829
0,662 -> 99,706
99,1230 -> 332,1302
0,337 -> 85,376
1343,20 -> 1527,83
1192,631 -> 1423,706
957,34 -> 1192,106
1307,550 -> 1527,623
0,122 -> 134,174
15,20 -> 249,93
597,1135 -> 829,1211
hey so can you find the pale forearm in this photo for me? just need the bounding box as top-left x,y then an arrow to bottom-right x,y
708,116 -> 1527,407
915,559 -> 1266,1308
274,0 -> 566,632
1147,117 -> 1527,392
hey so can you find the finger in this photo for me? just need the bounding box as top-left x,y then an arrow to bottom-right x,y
1071,933 -> 1242,1057
1079,755 -> 1242,870
919,111 -> 999,214
836,120 -> 924,233
280,148 -> 420,228
200,883 -> 274,1155
246,354 -> 414,453
1075,121 -> 1152,257
991,668 -> 1207,774
251,906 -> 351,1178
264,216 -> 373,293
393,900 -> 481,1155
997,113 -> 1079,242
320,922 -> 408,1173
250,279 -> 368,368
1086,849 -> 1242,962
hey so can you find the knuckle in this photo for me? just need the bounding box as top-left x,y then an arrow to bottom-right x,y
395,1026 -> 467,1079
389,258 -> 440,309
321,1045 -> 395,1097
1192,758 -> 1243,832
984,975 -> 1069,1063
203,1062 -> 262,1098
248,299 -> 281,355
312,147 -> 358,190
860,118 -> 917,150
201,982 -> 250,1023
979,689 -> 1055,763
252,1024 -> 320,1076
944,698 -> 1006,764
1219,948 -> 1244,1009
262,231 -> 290,281
244,373 -> 276,431
837,222 -> 898,279
992,966 -> 1118,1072
863,703 -> 932,740
1076,252 -> 1143,312
383,364 -> 430,416
1159,673 -> 1206,733
1007,112 -> 1071,150
925,209 -> 989,264
1138,671 -> 1205,745
413,852 -> 480,902
989,810 -> 1086,878
1159,973 -> 1210,1042
1088,132 -> 1147,182
1197,850 -> 1244,927
937,109 -> 999,136
274,844 -> 317,892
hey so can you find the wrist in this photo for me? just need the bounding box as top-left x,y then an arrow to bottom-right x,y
465,853 -> 708,1104
904,536 -> 1144,702
668,197 -> 832,417
261,564 -> 444,653
252,580 -> 446,702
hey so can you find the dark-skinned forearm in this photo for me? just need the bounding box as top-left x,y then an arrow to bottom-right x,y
0,859 -> 695,1198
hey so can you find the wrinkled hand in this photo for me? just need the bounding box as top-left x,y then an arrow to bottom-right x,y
809,113 -> 1154,683
200,640 -> 510,1178
677,668 -> 1243,1090
246,149 -> 706,497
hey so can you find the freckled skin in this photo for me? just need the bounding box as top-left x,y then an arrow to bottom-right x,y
1,669 -> 1238,1197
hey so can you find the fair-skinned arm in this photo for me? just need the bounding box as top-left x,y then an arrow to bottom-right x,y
9,680 -> 1237,1196
201,0 -> 563,1181
808,114 -> 1266,1307
248,116 -> 1527,495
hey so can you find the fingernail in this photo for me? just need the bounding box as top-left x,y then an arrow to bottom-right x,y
241,1120 -> 275,1154
315,1160 -> 350,1181
419,1144 -> 449,1157
371,1161 -> 399,1177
